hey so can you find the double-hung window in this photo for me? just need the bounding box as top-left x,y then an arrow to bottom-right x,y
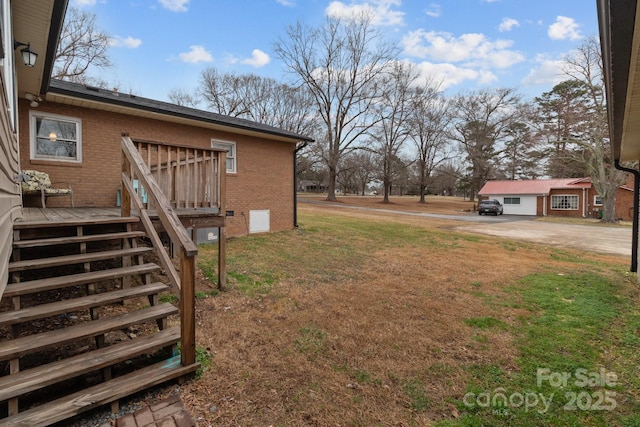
30,112 -> 82,162
211,139 -> 236,173
551,195 -> 579,210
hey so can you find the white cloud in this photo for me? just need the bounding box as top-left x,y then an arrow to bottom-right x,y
110,36 -> 142,48
402,30 -> 524,69
277,0 -> 296,6
73,0 -> 97,6
522,54 -> 566,86
415,61 -> 497,91
425,3 -> 441,18
326,0 -> 404,26
240,49 -> 271,68
159,0 -> 189,12
498,18 -> 519,32
179,45 -> 213,64
548,16 -> 582,40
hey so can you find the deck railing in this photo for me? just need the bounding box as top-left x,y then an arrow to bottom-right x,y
120,136 -> 227,366
131,138 -> 225,211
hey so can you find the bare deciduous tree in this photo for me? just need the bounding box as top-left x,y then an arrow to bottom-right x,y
274,14 -> 398,201
168,88 -> 200,108
197,69 -> 318,137
561,36 -> 627,222
371,61 -> 417,203
408,82 -> 452,203
451,88 -> 522,201
54,7 -> 112,85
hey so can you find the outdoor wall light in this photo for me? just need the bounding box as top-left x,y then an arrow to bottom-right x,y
49,132 -> 57,141
24,92 -> 41,108
14,41 -> 37,67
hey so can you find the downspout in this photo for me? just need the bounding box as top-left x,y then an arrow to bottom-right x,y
615,159 -> 639,272
293,142 -> 309,228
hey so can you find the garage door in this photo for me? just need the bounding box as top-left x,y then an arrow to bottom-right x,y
498,196 -> 537,215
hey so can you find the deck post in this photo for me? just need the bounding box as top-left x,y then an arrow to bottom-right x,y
180,249 -> 196,365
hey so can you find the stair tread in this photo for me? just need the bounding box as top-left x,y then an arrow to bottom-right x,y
13,216 -> 140,230
13,230 -> 147,249
0,282 -> 171,327
0,355 -> 198,427
0,303 -> 178,362
9,247 -> 153,272
0,327 -> 181,401
3,263 -> 161,297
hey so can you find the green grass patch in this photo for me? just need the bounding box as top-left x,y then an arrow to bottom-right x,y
159,293 -> 178,304
464,316 -> 507,330
403,379 -> 430,412
195,290 -> 219,299
439,271 -> 637,427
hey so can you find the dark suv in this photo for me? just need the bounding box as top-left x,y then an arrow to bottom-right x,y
478,199 -> 503,216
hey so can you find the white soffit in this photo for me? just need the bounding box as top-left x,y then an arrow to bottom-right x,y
621,2 -> 640,160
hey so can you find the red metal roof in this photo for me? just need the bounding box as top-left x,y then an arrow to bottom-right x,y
478,178 -> 592,195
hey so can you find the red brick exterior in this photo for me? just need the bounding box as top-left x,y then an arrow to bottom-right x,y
18,100 -> 296,237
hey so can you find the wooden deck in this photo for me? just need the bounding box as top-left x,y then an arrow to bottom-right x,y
18,207 -> 121,223
18,207 -> 225,229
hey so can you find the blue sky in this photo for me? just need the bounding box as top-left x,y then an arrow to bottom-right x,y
71,0 -> 599,102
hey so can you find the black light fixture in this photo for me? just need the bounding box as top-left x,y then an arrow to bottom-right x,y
14,41 -> 37,67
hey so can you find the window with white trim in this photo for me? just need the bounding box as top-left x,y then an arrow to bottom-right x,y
593,195 -> 603,206
503,197 -> 520,205
551,195 -> 579,210
30,112 -> 82,162
211,139 -> 236,173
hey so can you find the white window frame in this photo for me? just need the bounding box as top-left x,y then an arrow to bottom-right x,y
29,111 -> 83,163
211,139 -> 236,174
551,194 -> 579,210
593,195 -> 603,206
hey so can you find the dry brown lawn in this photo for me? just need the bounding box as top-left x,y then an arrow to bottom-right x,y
175,196 -> 627,426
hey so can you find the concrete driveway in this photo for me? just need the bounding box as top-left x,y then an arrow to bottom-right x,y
455,219 -> 632,257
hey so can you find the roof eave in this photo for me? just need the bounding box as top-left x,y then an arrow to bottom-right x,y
46,81 -> 314,143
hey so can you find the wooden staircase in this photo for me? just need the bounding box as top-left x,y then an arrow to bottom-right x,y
0,216 -> 199,426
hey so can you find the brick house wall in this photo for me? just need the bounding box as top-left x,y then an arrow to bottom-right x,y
18,100 -> 296,237
547,188 -> 586,218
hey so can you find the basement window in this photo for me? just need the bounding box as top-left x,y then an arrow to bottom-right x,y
30,112 -> 82,163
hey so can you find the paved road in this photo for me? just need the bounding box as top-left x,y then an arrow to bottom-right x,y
300,199 -> 633,257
